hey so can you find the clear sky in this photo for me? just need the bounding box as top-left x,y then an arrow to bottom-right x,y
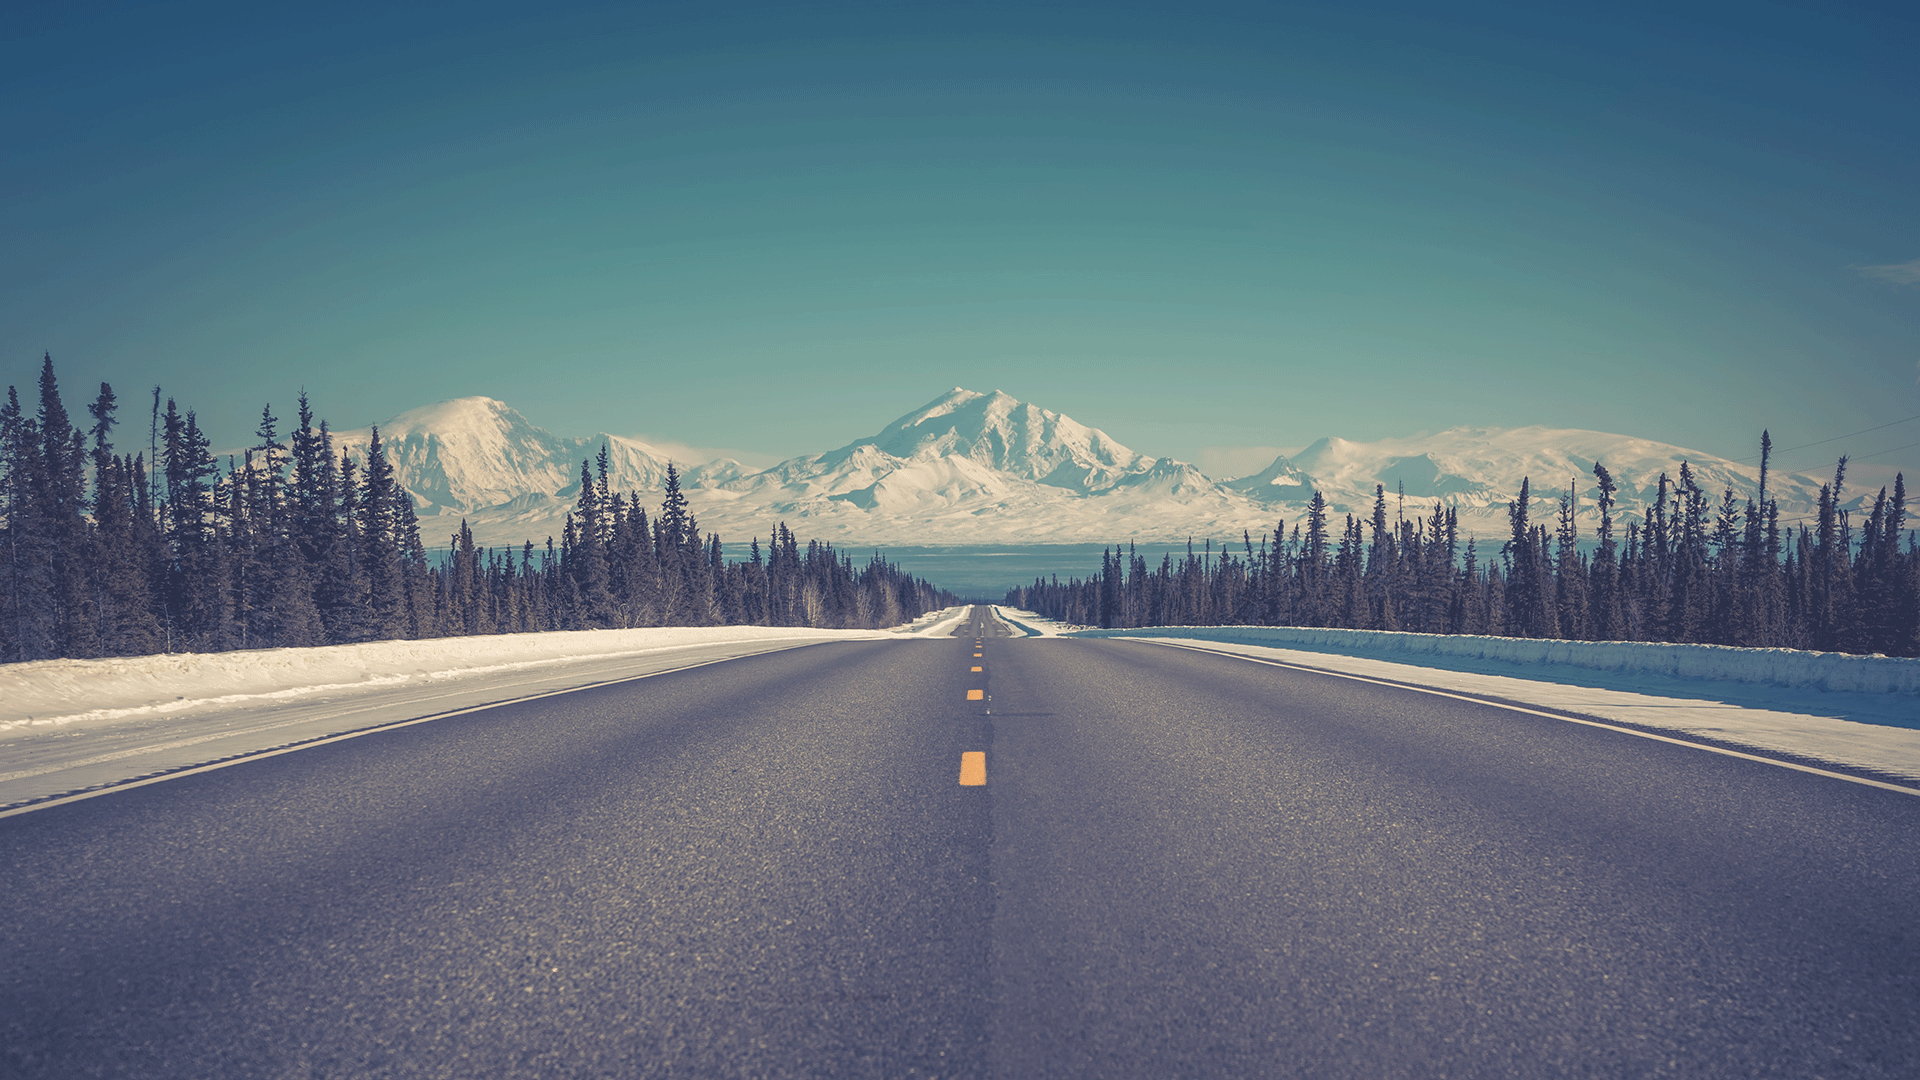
5,1 -> 1917,480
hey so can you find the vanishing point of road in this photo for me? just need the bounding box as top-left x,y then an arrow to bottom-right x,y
3,607 -> 1916,1077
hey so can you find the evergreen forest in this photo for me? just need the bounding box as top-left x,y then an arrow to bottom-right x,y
1010,448 -> 1919,657
0,357 -> 954,663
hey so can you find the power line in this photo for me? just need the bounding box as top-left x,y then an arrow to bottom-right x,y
1736,414 -> 1920,462
1848,439 -> 1920,464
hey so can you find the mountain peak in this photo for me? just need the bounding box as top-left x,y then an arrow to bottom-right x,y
855,388 -> 1156,490
1222,453 -> 1312,495
331,395 -> 677,518
898,387 -> 989,427
371,396 -> 521,437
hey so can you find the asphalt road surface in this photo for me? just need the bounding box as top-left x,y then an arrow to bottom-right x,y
3,607 -> 1916,1078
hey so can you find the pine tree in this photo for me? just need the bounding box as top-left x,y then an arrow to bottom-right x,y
1887,474 -> 1917,655
353,427 -> 408,640
1589,462 -> 1622,641
85,385 -> 162,654
36,357 -> 99,656
1503,477 -> 1553,637
160,401 -> 231,651
567,454 -> 615,626
1668,462 -> 1709,643
243,407 -> 311,648
1707,485 -> 1743,644
1811,458 -> 1849,651
1,385 -> 53,661
1741,431 -> 1783,646
1554,478 -> 1587,639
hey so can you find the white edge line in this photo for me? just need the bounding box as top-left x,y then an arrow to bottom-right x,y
0,641 -> 835,821
1140,639 -> 1920,799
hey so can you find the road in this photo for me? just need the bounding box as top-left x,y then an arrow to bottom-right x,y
3,607 -> 1916,1078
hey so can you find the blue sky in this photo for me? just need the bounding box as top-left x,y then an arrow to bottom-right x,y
4,1 -> 1916,478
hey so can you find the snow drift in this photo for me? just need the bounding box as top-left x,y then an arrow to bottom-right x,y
1073,626 -> 1920,698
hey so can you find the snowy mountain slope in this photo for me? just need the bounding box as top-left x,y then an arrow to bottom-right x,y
329,391 -> 1887,550
1220,452 -> 1313,497
330,397 -> 679,521
682,388 -> 1255,544
865,389 -> 1151,490
1259,426 -> 1834,530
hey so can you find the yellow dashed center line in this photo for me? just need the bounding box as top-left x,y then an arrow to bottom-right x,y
966,689 -> 984,701
971,666 -> 982,672
959,751 -> 986,785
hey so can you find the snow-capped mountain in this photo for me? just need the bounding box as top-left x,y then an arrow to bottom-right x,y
330,398 -> 679,541
694,389 -> 1240,543
333,390 -> 1880,550
1254,426 -> 1832,523
863,389 -> 1158,491
1219,453 -> 1313,498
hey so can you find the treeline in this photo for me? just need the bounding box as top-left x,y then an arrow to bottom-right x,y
1009,439 -> 1919,657
1,356 -> 953,663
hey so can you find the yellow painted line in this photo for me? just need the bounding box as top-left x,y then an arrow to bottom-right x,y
971,666 -> 982,672
959,751 -> 986,785
966,689 -> 984,700
974,652 -> 982,657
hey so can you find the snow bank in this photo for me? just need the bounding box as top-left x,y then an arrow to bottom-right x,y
0,626 -> 893,735
891,606 -> 974,638
991,607 -> 1076,637
1098,636 -> 1920,785
1073,626 -> 1920,698
1064,625 -> 1920,781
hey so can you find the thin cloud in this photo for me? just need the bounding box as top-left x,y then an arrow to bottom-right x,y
1859,259 -> 1920,285
621,435 -> 781,469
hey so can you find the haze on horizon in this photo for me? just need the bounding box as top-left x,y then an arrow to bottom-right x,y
5,1 -> 1918,481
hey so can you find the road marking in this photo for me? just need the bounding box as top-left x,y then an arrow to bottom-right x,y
974,652 -> 983,657
959,751 -> 986,785
1142,640 -> 1920,799
967,689 -> 985,700
971,666 -> 982,672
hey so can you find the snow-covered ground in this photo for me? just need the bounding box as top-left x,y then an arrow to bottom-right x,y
0,610 -> 972,814
994,611 -> 1920,787
895,605 -> 976,638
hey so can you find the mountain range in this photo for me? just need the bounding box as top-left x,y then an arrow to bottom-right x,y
330,389 -> 1876,550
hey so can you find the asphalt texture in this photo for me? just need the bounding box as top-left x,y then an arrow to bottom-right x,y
3,607 -> 1917,1078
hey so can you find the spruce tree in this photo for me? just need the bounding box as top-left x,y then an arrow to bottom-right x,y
1588,462 -> 1622,641
86,384 -> 162,654
1551,479 -> 1585,639
568,455 -> 614,626
355,427 -> 407,640
1811,458 -> 1849,650
0,385 -> 53,661
1503,477 -> 1551,637
160,402 -> 231,651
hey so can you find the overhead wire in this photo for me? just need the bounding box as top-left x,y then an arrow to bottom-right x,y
1734,414 -> 1920,462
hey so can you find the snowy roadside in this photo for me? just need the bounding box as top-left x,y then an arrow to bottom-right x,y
997,609 -> 1920,784
991,606 -> 1076,637
1065,625 -> 1920,786
0,624 -> 931,813
891,605 -> 974,638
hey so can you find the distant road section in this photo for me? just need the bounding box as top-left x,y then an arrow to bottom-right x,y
3,608 -> 1916,1077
